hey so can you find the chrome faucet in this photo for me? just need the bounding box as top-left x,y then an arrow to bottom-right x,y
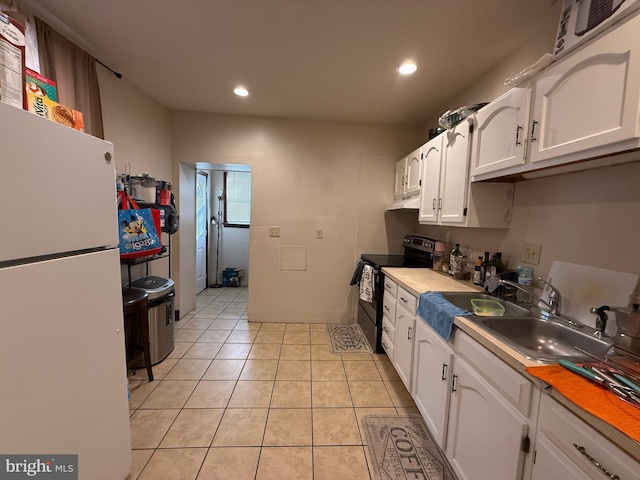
498,277 -> 562,316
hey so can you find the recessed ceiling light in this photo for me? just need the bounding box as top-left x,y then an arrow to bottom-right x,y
234,87 -> 249,97
398,62 -> 418,75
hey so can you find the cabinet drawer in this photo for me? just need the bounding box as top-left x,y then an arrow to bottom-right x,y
382,291 -> 396,320
396,286 -> 417,313
383,277 -> 398,296
382,314 -> 396,341
454,331 -> 532,416
537,395 -> 640,480
381,331 -> 394,360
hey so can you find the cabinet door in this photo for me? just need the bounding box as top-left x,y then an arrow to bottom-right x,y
394,157 -> 407,197
412,320 -> 454,448
418,135 -> 443,223
529,13 -> 640,165
439,121 -> 471,224
446,357 -> 528,480
393,304 -> 416,389
531,437 -> 588,480
405,148 -> 422,195
470,88 -> 530,178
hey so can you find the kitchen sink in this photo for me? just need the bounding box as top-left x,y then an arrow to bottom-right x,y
472,315 -> 614,361
439,291 -> 613,361
441,292 -> 531,317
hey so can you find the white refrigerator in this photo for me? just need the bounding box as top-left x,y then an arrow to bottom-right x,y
0,102 -> 131,478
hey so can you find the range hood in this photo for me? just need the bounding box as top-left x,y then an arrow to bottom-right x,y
386,195 -> 420,211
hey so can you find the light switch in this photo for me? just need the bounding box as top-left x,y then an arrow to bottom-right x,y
522,243 -> 542,265
316,228 -> 323,239
269,226 -> 280,237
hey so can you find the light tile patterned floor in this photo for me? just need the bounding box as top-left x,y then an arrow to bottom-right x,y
127,287 -> 418,479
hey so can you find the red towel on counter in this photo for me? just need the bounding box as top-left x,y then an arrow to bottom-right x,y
526,364 -> 640,443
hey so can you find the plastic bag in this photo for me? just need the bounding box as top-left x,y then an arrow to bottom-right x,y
438,103 -> 488,130
504,53 -> 553,87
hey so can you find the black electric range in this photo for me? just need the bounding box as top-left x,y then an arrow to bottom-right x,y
355,235 -> 436,353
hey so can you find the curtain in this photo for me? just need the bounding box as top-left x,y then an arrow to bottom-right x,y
35,18 -> 104,138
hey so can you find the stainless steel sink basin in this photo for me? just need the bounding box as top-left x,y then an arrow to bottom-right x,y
439,291 -> 613,361
472,315 -> 614,361
441,292 -> 531,317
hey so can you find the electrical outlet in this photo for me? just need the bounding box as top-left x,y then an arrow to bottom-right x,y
269,226 -> 280,237
522,243 -> 542,265
316,228 -> 323,239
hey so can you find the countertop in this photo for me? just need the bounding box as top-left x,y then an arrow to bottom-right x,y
382,267 -> 640,459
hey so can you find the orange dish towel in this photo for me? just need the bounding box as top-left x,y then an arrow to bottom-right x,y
526,364 -> 640,442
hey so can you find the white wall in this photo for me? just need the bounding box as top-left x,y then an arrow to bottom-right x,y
172,112 -> 421,322
97,68 -> 174,284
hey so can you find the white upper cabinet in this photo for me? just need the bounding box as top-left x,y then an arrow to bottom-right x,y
529,12 -> 640,165
394,147 -> 422,198
470,88 -> 531,177
471,12 -> 640,181
418,134 -> 443,223
405,149 -> 421,195
418,122 -> 514,228
394,157 -> 407,198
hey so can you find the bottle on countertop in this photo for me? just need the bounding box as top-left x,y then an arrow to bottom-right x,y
473,256 -> 483,285
449,243 -> 461,276
481,252 -> 490,286
495,252 -> 505,275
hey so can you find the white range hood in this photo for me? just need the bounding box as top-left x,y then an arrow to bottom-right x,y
386,195 -> 420,211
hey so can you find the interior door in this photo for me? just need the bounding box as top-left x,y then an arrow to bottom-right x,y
196,171 -> 208,293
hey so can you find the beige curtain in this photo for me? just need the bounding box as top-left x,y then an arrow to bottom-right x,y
35,18 -> 104,139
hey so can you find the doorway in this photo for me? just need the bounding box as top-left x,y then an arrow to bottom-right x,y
195,171 -> 208,294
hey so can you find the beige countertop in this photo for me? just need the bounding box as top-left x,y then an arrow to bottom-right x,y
382,267 -> 640,460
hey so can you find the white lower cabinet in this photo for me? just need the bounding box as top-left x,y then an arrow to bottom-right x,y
412,319 -> 454,448
393,302 -> 416,389
446,356 -> 529,480
531,395 -> 640,480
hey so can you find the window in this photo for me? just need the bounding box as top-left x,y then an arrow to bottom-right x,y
224,171 -> 251,227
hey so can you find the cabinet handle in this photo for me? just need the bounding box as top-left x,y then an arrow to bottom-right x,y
384,305 -> 390,311
407,326 -> 412,340
573,444 -> 620,480
383,326 -> 389,333
438,198 -> 442,210
515,125 -> 523,145
531,120 -> 538,141
451,374 -> 458,393
400,296 -> 408,304
441,363 -> 448,381
382,342 -> 388,350
432,198 -> 436,210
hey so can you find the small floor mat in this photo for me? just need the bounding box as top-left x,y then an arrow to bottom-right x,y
326,323 -> 372,354
362,414 -> 458,480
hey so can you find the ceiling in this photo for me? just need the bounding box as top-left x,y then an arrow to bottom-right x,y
22,0 -> 559,125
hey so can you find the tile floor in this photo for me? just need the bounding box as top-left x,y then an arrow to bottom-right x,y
127,287 -> 419,479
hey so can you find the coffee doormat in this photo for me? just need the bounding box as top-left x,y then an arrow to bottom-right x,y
362,415 -> 458,480
326,324 -> 372,354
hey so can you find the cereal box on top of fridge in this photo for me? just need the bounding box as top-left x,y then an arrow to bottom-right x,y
0,10 -> 26,109
25,67 -> 58,102
27,91 -> 85,132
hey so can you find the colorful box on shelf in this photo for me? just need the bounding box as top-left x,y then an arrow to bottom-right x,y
27,91 -> 84,132
25,67 -> 58,102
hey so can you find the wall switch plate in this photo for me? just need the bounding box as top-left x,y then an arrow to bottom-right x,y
269,226 -> 280,237
315,228 -> 323,239
522,243 -> 542,265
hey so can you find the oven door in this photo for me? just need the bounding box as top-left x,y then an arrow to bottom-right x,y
356,262 -> 384,353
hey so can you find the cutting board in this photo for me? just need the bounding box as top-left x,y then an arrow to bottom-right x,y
542,261 -> 639,335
